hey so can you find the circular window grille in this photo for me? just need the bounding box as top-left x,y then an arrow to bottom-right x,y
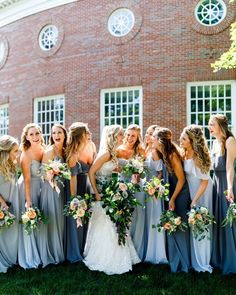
195,0 -> 227,26
39,25 -> 58,51
0,41 -> 5,63
108,8 -> 135,37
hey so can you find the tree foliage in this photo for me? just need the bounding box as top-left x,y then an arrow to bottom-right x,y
212,0 -> 236,72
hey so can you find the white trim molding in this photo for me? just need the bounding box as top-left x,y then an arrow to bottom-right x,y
0,0 -> 77,28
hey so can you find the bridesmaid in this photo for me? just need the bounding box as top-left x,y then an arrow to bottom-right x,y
143,125 -> 168,264
208,114 -> 236,274
39,124 -> 67,267
65,122 -> 94,263
18,123 -> 45,269
152,127 -> 191,273
116,124 -> 146,260
0,135 -> 19,273
180,125 -> 213,273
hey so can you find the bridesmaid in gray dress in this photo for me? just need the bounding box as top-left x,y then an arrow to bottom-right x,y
65,122 -> 95,262
208,114 -> 236,274
0,135 -> 19,273
117,124 -> 146,260
180,125 -> 213,273
143,125 -> 168,264
18,123 -> 45,269
153,127 -> 191,273
39,124 -> 67,267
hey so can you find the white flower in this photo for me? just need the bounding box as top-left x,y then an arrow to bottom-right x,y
22,214 -> 30,223
200,207 -> 208,214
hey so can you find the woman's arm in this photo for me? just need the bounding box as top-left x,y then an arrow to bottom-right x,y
0,194 -> 8,209
21,153 -> 32,208
190,179 -> 208,208
169,153 -> 185,210
42,148 -> 53,164
88,152 -> 110,201
226,137 -> 236,202
68,154 -> 78,197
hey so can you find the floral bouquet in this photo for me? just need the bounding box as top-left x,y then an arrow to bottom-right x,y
154,210 -> 187,234
39,160 -> 71,193
21,207 -> 48,235
187,206 -> 215,241
100,177 -> 141,246
222,201 -> 236,227
121,156 -> 147,185
0,207 -> 16,229
64,194 -> 95,228
144,176 -> 169,202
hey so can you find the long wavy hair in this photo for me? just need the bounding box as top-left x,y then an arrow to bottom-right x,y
48,124 -> 67,159
182,125 -> 211,174
100,125 -> 123,158
210,114 -> 234,155
144,125 -> 159,150
0,135 -> 19,181
153,127 -> 181,173
66,122 -> 90,163
124,124 -> 143,156
20,123 -> 44,151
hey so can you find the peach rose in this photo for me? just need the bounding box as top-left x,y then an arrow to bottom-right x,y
196,213 -> 202,220
27,209 -> 37,219
119,183 -> 127,192
0,211 -> 5,219
163,222 -> 172,230
174,217 -> 181,225
188,217 -> 195,225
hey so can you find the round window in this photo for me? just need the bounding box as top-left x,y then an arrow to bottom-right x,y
39,25 -> 58,51
108,8 -> 135,37
195,0 -> 227,26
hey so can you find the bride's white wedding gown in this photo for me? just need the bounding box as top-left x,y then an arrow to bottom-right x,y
83,160 -> 141,275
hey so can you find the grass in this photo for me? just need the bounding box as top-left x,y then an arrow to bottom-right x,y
1,262 -> 236,295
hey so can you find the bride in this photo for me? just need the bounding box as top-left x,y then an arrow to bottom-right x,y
83,125 -> 140,275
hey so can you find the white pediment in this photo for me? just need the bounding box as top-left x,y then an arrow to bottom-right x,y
0,0 -> 77,27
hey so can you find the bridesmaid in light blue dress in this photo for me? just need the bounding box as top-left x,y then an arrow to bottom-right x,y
38,124 -> 67,267
0,136 -> 19,273
18,123 -> 45,269
153,127 -> 191,273
208,114 -> 236,274
143,125 -> 168,264
117,124 -> 146,260
65,122 -> 95,262
180,125 -> 213,273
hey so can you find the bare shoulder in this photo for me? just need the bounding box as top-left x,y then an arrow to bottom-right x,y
68,153 -> 78,168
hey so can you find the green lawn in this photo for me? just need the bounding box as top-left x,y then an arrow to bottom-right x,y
0,262 -> 236,295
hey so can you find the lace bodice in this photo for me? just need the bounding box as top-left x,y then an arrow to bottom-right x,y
96,160 -> 117,177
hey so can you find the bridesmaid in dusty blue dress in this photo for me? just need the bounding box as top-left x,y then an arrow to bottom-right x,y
143,125 -> 168,264
117,124 -> 146,260
18,123 -> 45,269
0,135 -> 19,273
65,122 -> 96,262
38,124 -> 67,267
208,114 -> 236,274
180,125 -> 213,273
153,127 -> 191,273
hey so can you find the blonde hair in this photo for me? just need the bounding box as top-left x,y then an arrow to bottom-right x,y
144,125 -> 159,149
182,125 -> 211,174
210,114 -> 234,155
20,123 -> 44,151
124,124 -> 143,156
0,135 -> 19,181
66,122 -> 90,163
100,125 -> 123,158
154,127 -> 181,173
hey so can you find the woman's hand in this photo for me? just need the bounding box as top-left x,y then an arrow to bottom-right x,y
26,200 -> 32,208
226,189 -> 234,203
169,198 -> 175,211
190,200 -> 197,208
95,193 -> 101,201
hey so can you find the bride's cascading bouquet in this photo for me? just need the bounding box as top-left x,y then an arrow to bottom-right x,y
21,207 -> 48,235
64,194 -> 95,227
0,206 -> 16,229
121,156 -> 147,188
144,176 -> 169,202
187,205 -> 215,241
99,176 -> 141,246
154,210 -> 187,234
39,160 -> 71,193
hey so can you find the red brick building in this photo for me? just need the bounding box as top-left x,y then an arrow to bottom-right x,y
0,0 -> 235,145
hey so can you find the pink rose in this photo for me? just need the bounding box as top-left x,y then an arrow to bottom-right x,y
131,174 -> 140,184
119,183 -> 127,192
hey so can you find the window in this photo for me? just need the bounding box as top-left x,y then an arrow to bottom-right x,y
101,86 -> 142,132
108,8 -> 135,37
195,0 -> 226,26
34,95 -> 65,143
187,81 -> 236,149
0,104 -> 9,135
38,25 -> 58,51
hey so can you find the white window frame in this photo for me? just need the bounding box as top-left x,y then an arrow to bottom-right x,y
100,86 -> 143,134
187,80 -> 236,149
0,103 -> 8,135
34,94 -> 65,143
